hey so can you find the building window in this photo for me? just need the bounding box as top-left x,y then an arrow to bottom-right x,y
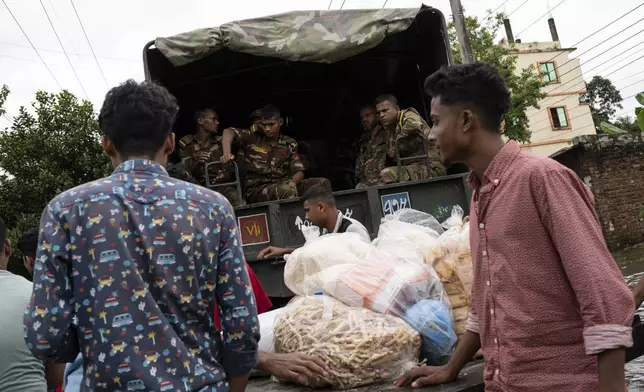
549,106 -> 570,130
539,62 -> 558,83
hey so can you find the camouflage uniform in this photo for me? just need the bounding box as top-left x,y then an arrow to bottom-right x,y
380,107 -> 445,184
355,126 -> 387,188
231,128 -> 331,203
178,134 -> 243,206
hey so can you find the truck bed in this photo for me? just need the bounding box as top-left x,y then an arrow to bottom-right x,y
246,361 -> 484,392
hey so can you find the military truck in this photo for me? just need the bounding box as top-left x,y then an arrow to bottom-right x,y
143,5 -> 472,298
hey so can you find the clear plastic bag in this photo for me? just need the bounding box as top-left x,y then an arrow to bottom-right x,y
283,233 -> 456,364
283,233 -> 372,295
273,295 -> 420,389
375,209 -> 442,260
424,206 -> 473,340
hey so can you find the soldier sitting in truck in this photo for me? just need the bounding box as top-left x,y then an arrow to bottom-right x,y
221,105 -> 331,204
355,104 -> 387,188
258,185 -> 370,259
178,108 -> 243,206
375,94 -> 445,183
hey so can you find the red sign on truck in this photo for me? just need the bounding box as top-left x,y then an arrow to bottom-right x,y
238,213 -> 270,246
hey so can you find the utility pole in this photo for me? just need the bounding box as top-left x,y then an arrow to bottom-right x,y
450,0 -> 474,64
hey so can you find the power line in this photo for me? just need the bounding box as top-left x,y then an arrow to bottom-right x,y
0,41 -> 139,62
507,0 -> 530,18
515,0 -> 570,38
531,88 -> 642,135
328,0 -> 333,10
544,26 -> 644,94
540,3 -> 644,65
613,69 -> 644,84
47,0 -> 79,56
70,0 -> 108,87
0,54 -> 45,64
543,15 -> 644,81
617,77 -> 644,93
486,0 -> 513,17
340,0 -> 347,9
1,0 -> 63,89
39,0 -> 88,98
528,23 -> 644,119
382,0 -> 388,9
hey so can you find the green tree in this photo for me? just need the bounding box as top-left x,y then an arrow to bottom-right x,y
0,85 -> 8,118
0,87 -> 111,275
613,116 -> 640,133
586,75 -> 623,129
448,13 -> 546,142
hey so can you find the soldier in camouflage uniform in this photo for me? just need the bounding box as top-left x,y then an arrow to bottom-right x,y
355,104 -> 387,188
177,108 -> 243,206
375,94 -> 444,184
221,105 -> 331,204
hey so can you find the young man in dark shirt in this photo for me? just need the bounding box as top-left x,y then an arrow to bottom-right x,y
258,185 -> 370,259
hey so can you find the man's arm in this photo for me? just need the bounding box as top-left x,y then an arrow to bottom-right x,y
45,360 -> 66,389
215,198 -> 260,388
633,277 -> 644,309
257,352 -> 329,386
258,246 -> 297,260
533,167 -> 634,390
395,292 -> 481,389
394,330 -> 480,388
24,203 -> 79,363
287,141 -> 306,186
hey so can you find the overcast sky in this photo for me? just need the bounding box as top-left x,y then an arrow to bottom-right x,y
1,0 -> 643,127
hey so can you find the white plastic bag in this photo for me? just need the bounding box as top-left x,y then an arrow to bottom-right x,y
257,308 -> 287,353
273,296 -> 420,389
374,209 -> 442,260
283,232 -> 456,364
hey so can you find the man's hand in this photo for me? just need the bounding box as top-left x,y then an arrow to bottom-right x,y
387,145 -> 396,158
258,246 -> 290,259
394,365 -> 458,389
221,152 -> 235,164
288,181 -> 298,193
197,151 -> 211,163
259,352 -> 329,386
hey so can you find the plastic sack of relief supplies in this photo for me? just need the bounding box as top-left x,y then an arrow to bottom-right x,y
273,295 -> 420,389
284,233 -> 456,364
283,233 -> 372,295
374,209 -> 442,260
425,205 -> 473,340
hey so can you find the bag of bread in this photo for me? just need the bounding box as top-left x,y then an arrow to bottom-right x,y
425,206 -> 473,340
274,295 -> 420,389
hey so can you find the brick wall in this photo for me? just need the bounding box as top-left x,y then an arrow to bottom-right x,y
552,134 -> 644,251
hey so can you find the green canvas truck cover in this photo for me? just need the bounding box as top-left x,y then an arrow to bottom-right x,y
155,8 -> 420,66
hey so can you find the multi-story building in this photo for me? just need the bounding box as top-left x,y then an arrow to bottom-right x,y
508,20 -> 596,157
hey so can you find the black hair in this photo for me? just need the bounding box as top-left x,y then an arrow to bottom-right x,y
259,105 -> 281,120
0,217 -> 5,248
194,108 -> 216,123
375,94 -> 398,107
249,108 -> 263,121
302,185 -> 336,207
360,103 -> 376,112
424,63 -> 510,131
98,79 -> 179,158
18,228 -> 39,259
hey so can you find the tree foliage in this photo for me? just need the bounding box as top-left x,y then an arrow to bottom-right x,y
586,75 -> 623,129
0,86 -> 110,275
613,116 -> 640,133
448,13 -> 546,143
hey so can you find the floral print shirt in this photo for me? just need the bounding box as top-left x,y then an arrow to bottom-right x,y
24,159 -> 260,392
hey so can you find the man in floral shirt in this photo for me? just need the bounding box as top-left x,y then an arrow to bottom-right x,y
24,79 -> 259,392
